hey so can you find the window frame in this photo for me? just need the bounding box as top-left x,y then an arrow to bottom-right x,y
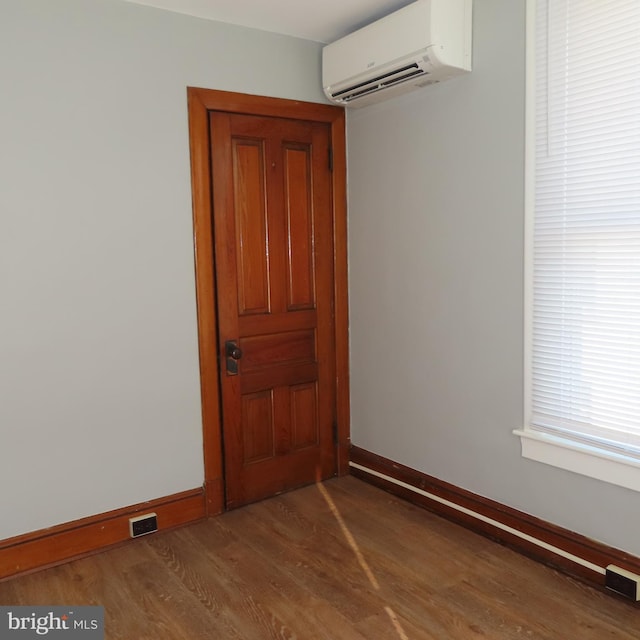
514,0 -> 640,493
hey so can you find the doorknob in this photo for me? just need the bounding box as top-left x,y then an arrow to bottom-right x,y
226,341 -> 242,360
225,340 -> 242,375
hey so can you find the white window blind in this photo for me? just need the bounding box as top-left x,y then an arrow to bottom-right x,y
531,0 -> 640,457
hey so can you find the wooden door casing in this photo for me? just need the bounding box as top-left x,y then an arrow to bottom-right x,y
187,88 -> 350,515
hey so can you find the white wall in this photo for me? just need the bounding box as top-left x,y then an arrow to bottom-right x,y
0,0 -> 325,540
347,0 -> 640,557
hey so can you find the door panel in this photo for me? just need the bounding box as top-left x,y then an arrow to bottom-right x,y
284,145 -> 315,310
232,138 -> 270,315
241,391 -> 274,463
210,112 -> 336,508
290,382 -> 319,449
240,330 -> 315,371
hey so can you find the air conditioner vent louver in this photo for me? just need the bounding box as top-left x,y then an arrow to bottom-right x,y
331,63 -> 424,99
381,68 -> 425,87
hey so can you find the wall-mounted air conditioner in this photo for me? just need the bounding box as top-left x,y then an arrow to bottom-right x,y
322,0 -> 472,108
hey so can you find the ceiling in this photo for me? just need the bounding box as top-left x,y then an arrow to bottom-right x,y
119,0 -> 414,43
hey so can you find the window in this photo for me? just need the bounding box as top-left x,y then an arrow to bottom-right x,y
515,0 -> 640,491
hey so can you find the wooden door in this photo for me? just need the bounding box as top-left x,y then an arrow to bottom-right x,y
210,112 -> 336,508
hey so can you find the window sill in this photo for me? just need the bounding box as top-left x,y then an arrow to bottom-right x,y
513,429 -> 640,493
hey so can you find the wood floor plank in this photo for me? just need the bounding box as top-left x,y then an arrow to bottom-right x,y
150,525 -> 330,640
237,500 -> 383,625
179,523 -> 370,640
0,476 -> 637,639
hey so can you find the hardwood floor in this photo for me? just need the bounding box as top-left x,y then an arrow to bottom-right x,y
0,476 -> 637,639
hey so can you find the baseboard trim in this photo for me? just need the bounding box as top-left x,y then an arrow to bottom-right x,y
0,488 -> 206,581
350,446 -> 640,591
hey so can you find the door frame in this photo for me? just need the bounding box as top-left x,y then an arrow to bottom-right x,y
186,87 -> 350,515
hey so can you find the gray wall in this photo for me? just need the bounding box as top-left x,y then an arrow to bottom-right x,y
0,0 -> 325,540
347,0 -> 640,557
2,0 -> 638,560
